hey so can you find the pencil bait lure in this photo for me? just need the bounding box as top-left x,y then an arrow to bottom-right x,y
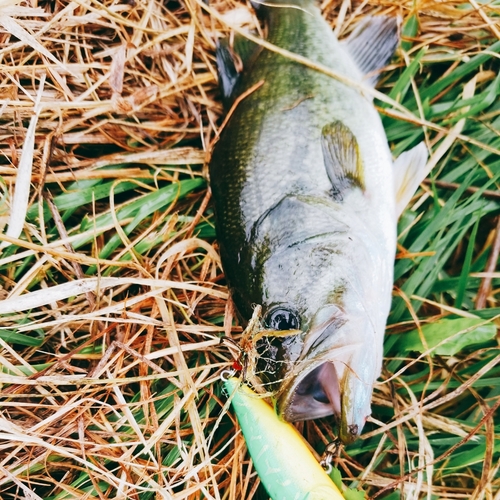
224,377 -> 345,500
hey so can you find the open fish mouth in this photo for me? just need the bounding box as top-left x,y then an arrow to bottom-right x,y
272,342 -> 371,443
285,362 -> 342,421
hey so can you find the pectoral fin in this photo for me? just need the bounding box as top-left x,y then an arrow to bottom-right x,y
321,121 -> 365,200
393,141 -> 429,216
216,34 -> 261,108
342,16 -> 400,86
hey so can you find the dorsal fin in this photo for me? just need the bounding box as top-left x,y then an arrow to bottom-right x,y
215,34 -> 262,109
342,16 -> 400,86
215,38 -> 239,104
321,121 -> 364,200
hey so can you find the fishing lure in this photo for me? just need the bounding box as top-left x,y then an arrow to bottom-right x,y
224,377 -> 345,500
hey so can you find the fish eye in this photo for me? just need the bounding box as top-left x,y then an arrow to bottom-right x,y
264,307 -> 300,331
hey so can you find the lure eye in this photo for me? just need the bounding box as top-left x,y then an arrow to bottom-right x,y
264,308 -> 300,331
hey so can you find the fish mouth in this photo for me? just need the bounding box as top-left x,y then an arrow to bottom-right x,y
286,362 -> 342,421
276,347 -> 372,444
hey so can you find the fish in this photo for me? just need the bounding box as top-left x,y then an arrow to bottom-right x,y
224,376 -> 345,500
209,0 -> 428,444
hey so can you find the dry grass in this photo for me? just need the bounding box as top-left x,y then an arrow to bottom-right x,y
0,0 -> 499,499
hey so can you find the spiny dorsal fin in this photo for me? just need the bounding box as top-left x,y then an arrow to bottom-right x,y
393,141 -> 429,216
321,121 -> 364,200
215,38 -> 239,104
216,34 -> 261,109
342,16 -> 400,86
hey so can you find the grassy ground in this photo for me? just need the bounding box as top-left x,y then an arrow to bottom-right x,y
0,0 -> 499,498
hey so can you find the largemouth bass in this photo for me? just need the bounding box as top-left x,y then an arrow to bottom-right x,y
210,0 -> 428,443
